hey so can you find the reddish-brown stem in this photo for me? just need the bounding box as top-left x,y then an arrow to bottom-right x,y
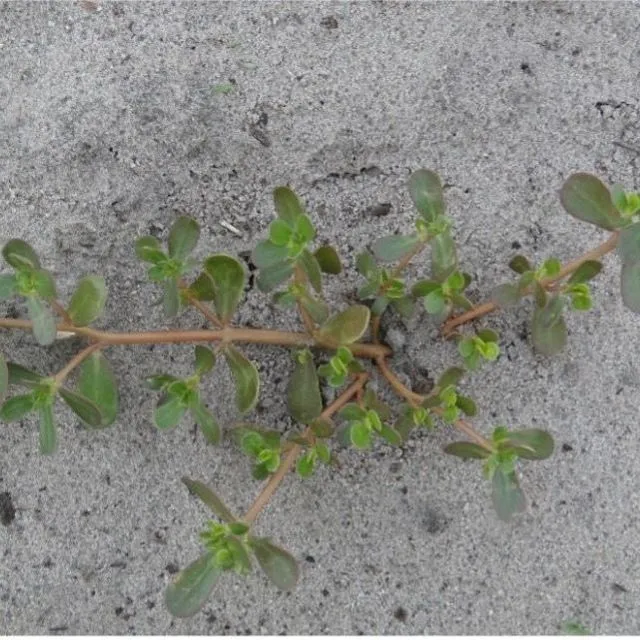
51,299 -> 73,325
375,356 -> 493,450
391,240 -> 427,279
243,374 -> 368,524
179,280 -> 223,328
0,318 -> 390,360
53,342 -> 105,385
442,232 -> 620,335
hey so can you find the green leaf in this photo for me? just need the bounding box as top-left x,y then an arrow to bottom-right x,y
355,251 -> 378,280
444,441 -> 491,459
561,621 -> 592,635
424,289 -> 446,315
224,346 -> 259,413
189,272 -> 216,300
250,538 -> 300,591
59,387 -> 103,427
618,222 -> 640,264
0,355 -> 7,401
67,275 -> 107,326
379,424 -> 403,446
476,328 -> 499,343
189,397 -> 221,445
492,283 -> 521,307
297,249 -> 322,293
26,298 -> 56,346
7,362 -> 43,388
299,296 -> 329,325
229,522 -> 250,536
567,260 -> 602,285
181,477 -> 236,522
165,552 -> 222,618
203,254 -> 246,323
78,352 -> 119,427
350,422 -> 371,449
154,395 -> 187,429
0,393 -> 35,421
317,305 -> 370,345
256,261 -> 294,293
437,367 -> 465,389
621,261 -> 640,313
506,428 -> 554,460
135,236 -> 165,263
456,395 -> 477,416
2,239 -> 40,270
315,441 -> 331,463
194,346 -> 216,376
371,235 -> 420,262
411,279 -> 440,298
145,373 -> 179,391
339,403 -> 367,421
314,246 -> 342,274
408,169 -> 445,222
508,255 -> 532,274
310,417 -> 334,438
560,173 -> 623,231
296,454 -> 315,478
0,274 -> 17,299
168,216 -> 200,260
531,306 -> 567,356
32,269 -> 56,300
273,186 -> 304,225
491,467 -> 526,522
430,231 -> 457,282
39,404 -> 57,455
371,296 -> 389,316
391,296 -> 415,318
287,350 -> 322,425
252,241 -> 290,269
533,282 -> 548,308
163,279 -> 181,318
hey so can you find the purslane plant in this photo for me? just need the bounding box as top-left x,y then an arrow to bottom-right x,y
0,169 -> 638,618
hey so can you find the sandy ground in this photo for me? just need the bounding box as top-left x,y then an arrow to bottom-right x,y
1,1 -> 639,634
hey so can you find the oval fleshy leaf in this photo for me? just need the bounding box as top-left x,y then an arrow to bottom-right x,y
203,254 -> 246,324
181,477 -> 236,522
224,346 -> 259,414
194,346 -> 216,376
567,260 -> 602,285
2,239 -> 40,270
444,442 -> 490,459
287,350 -> 322,425
560,173 -> 623,230
437,367 -> 465,389
618,222 -> 640,264
620,261 -> 640,313
508,255 -> 532,274
299,296 -> 329,325
135,236 -> 165,263
78,352 -> 119,427
372,234 -> 420,262
273,186 -> 304,225
7,362 -> 43,387
256,261 -> 294,293
67,276 -> 107,327
163,279 -> 181,318
168,216 -> 200,260
531,307 -> 567,356
165,553 -> 222,618
298,250 -> 322,293
314,246 -> 342,274
250,538 -> 300,591
430,231 -> 457,282
491,467 -> 526,522
59,387 -> 103,427
26,298 -> 56,346
0,274 -> 17,299
39,404 -> 57,455
492,283 -> 522,307
317,305 -> 370,345
0,393 -> 35,422
252,241 -> 290,269
154,395 -> 187,429
189,272 -> 216,301
189,397 -> 221,445
408,169 -> 445,223
505,428 -> 554,460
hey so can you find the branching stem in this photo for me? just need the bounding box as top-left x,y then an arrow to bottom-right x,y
0,318 -> 390,359
53,342 -> 105,385
243,374 -> 368,524
442,232 -> 620,335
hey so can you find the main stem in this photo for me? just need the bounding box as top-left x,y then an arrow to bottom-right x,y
442,231 -> 620,334
243,374 -> 368,524
0,319 -> 390,360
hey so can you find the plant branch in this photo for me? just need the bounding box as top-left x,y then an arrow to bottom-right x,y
179,281 -> 223,328
53,342 -> 105,385
243,373 -> 368,524
391,240 -> 427,279
50,299 -> 73,325
0,318 -> 391,360
375,356 -> 493,450
442,231 -> 620,335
